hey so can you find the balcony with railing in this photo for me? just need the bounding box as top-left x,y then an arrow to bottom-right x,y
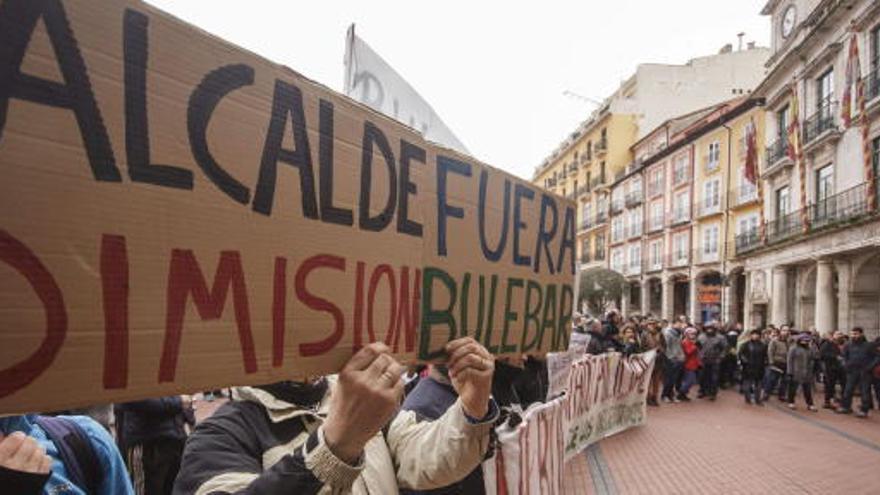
765,209 -> 804,244
590,171 -> 607,189
802,102 -> 839,148
578,183 -> 590,196
646,215 -> 665,233
595,247 -> 606,262
867,68 -> 880,104
579,217 -> 592,232
810,179 -> 874,230
627,223 -> 643,239
734,228 -> 761,255
666,250 -> 690,268
695,197 -> 723,218
730,184 -> 759,208
730,178 -> 880,257
668,208 -> 691,227
672,167 -> 688,186
644,255 -> 663,273
595,138 -> 608,156
694,247 -> 721,265
610,199 -> 624,215
764,136 -> 791,175
594,210 -> 608,225
625,191 -> 643,208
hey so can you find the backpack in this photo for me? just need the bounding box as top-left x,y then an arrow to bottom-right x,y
35,416 -> 101,494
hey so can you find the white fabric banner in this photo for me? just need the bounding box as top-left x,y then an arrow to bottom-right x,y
343,25 -> 470,155
486,351 -> 656,495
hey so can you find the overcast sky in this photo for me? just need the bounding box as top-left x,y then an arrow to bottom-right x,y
146,0 -> 770,180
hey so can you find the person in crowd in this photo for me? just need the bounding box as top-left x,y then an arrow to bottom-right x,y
738,330 -> 768,405
621,325 -> 642,356
0,413 -> 134,494
873,336 -> 880,409
661,321 -> 685,403
398,363 -> 493,495
116,396 -> 195,495
786,334 -> 818,411
697,321 -> 728,401
819,331 -> 847,409
585,318 -> 621,355
720,325 -> 740,389
603,310 -> 622,340
677,327 -> 701,402
173,338 -> 497,494
640,319 -> 666,407
763,328 -> 790,402
837,327 -> 877,418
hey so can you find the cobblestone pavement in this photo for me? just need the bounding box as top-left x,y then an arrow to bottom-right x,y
563,389 -> 880,494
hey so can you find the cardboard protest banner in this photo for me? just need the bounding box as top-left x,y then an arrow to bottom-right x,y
486,351 -> 655,495
0,0 -> 575,414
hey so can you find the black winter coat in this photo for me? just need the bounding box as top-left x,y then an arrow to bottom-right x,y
116,397 -> 193,448
738,340 -> 768,380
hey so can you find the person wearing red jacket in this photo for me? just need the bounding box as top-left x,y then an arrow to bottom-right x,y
678,328 -> 702,402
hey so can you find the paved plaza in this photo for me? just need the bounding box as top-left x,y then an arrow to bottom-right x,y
563,390 -> 880,494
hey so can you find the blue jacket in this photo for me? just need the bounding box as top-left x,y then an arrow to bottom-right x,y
0,414 -> 134,495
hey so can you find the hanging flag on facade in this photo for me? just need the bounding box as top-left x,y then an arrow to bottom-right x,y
788,80 -> 810,231
841,34 -> 862,128
744,117 -> 759,184
343,24 -> 470,155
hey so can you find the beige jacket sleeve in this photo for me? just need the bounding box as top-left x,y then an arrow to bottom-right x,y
386,398 -> 496,490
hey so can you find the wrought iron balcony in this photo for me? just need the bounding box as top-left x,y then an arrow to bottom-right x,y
734,229 -> 762,255
810,180 -> 873,230
625,191 -> 643,207
867,68 -> 880,103
695,197 -> 723,218
730,184 -> 758,207
765,210 -> 804,244
610,200 -> 624,215
764,136 -> 790,170
595,138 -> 608,155
666,251 -> 690,268
803,102 -> 837,145
646,216 -> 665,233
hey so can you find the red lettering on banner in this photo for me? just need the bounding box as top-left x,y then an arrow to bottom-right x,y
0,230 -> 67,399
395,267 -> 421,353
271,257 -> 287,367
101,234 -> 129,389
368,264 -> 397,348
160,250 -> 257,382
296,254 -> 346,356
353,261 -> 366,352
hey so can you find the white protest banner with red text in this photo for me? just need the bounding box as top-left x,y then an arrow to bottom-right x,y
0,0 -> 575,414
486,351 -> 656,495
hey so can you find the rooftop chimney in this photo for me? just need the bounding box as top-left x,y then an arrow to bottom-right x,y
737,32 -> 745,51
719,43 -> 733,54
747,41 -> 756,49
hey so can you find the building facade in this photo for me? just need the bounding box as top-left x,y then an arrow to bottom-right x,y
611,99 -> 765,324
735,0 -> 880,337
534,45 -> 770,279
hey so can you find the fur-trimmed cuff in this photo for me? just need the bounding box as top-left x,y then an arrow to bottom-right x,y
303,426 -> 364,489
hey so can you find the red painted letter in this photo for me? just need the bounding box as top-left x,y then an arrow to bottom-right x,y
295,254 -> 346,357
160,250 -> 257,382
0,230 -> 66,398
101,234 -> 128,389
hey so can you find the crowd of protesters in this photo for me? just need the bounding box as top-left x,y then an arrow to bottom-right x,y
2,310 -> 879,494
0,336 -> 552,495
572,311 -> 880,418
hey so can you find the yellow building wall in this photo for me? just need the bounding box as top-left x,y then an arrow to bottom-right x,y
725,107 -> 765,259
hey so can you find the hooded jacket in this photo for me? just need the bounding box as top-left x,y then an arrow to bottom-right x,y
787,344 -> 816,383
173,382 -> 497,495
